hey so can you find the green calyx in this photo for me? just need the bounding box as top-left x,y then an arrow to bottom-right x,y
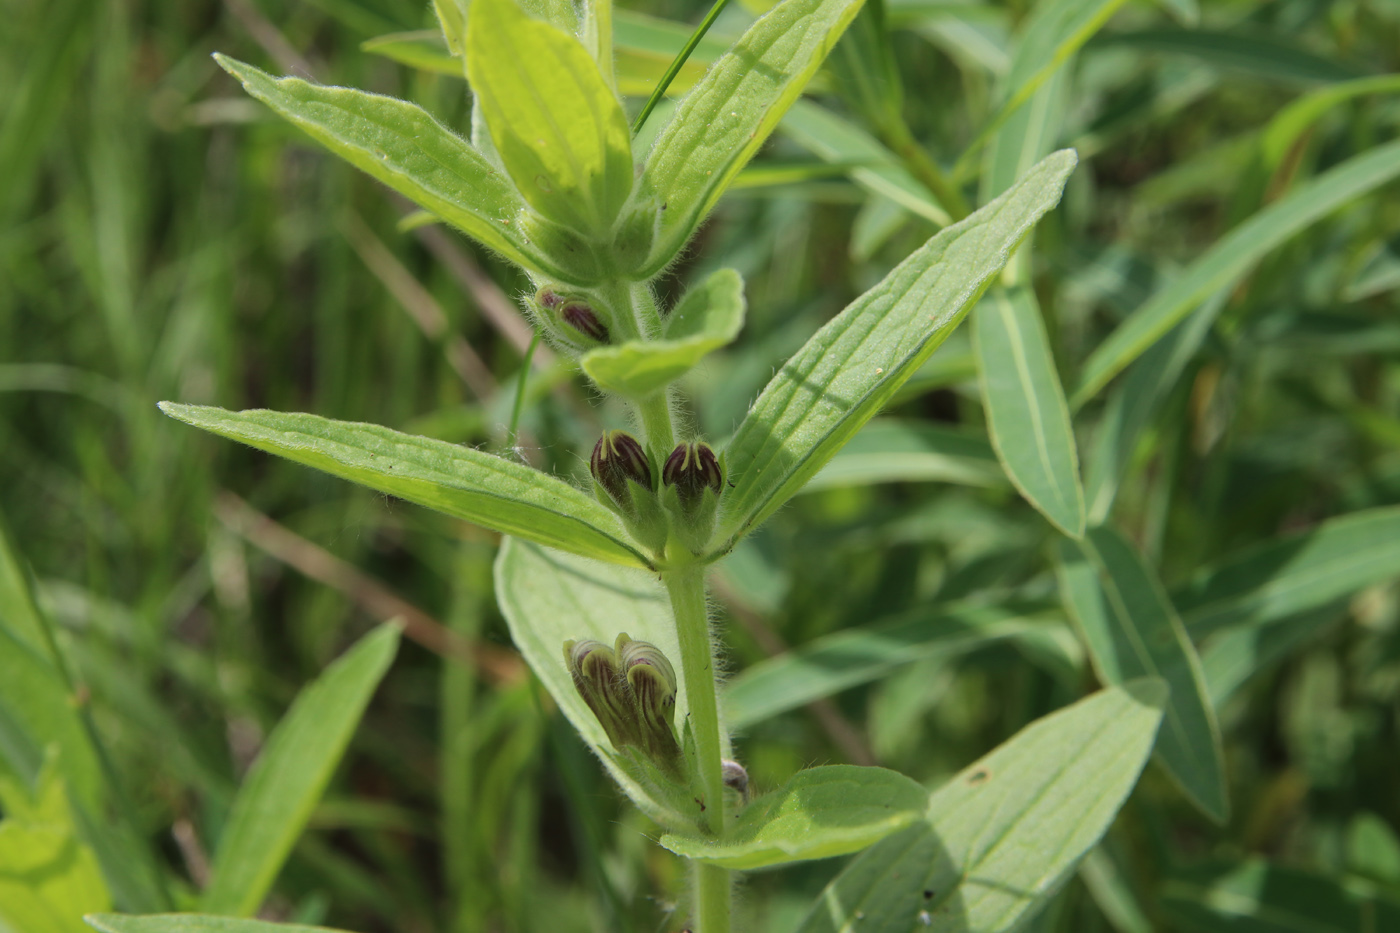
661,441 -> 724,554
591,430 -> 669,553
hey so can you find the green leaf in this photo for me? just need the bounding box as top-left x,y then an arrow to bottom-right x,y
799,419 -> 1004,492
794,680 -> 1167,933
1200,606 -> 1342,708
1082,290 -> 1228,524
1260,74 -> 1400,173
1073,138 -> 1400,405
87,917 -> 357,933
361,31 -> 461,76
973,286 -> 1085,537
723,601 -> 1055,728
781,100 -> 950,225
212,55 -> 601,287
0,761 -> 110,933
1056,527 -> 1228,823
0,518 -> 101,809
1159,859 -> 1400,932
1079,846 -> 1153,933
465,0 -> 633,235
659,765 -> 926,869
630,0 -> 868,277
977,0 -> 1127,156
581,268 -> 746,398
495,539 -> 724,827
201,625 -> 400,917
718,150 -> 1076,548
158,403 -> 651,570
1093,29 -> 1360,85
1173,506 -> 1400,639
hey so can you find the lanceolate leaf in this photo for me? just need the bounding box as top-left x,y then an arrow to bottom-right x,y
1173,505 -> 1400,638
723,602 -> 1054,728
88,917 -> 358,933
158,404 -> 651,569
212,56 -> 601,287
494,539 -> 727,828
1073,137 -> 1400,405
781,100 -> 950,225
1160,859 -> 1400,932
581,268 -> 746,398
660,766 -> 926,869
795,681 -> 1167,933
201,626 -> 400,917
717,150 -> 1076,549
1057,527 -> 1229,823
465,0 -> 633,235
973,285 -> 1085,537
800,419 -> 1004,492
629,0 -> 868,277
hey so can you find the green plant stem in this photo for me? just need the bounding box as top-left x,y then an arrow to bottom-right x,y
882,118 -> 970,221
664,561 -> 731,930
695,860 -> 732,933
638,392 -> 675,454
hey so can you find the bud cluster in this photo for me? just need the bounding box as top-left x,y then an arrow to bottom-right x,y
564,633 -> 682,777
589,432 -> 727,557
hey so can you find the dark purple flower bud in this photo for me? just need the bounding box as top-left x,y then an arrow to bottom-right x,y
662,442 -> 723,511
591,431 -> 653,509
561,301 -> 609,343
618,634 -> 682,774
537,289 -> 562,310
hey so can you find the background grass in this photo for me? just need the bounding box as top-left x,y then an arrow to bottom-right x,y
3,0 -> 1400,930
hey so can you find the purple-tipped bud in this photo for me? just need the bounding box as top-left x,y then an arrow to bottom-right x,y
561,301 -> 609,343
617,634 -> 682,773
565,634 -> 683,778
591,431 -> 653,510
537,288 -> 563,310
564,639 -> 636,749
662,442 -> 723,512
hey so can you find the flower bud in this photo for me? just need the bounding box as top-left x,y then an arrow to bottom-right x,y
662,442 -> 723,513
564,639 -> 636,750
564,634 -> 683,779
561,300 -> 609,344
591,431 -> 653,512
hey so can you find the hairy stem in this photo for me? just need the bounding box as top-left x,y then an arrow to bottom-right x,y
665,561 -> 731,930
638,392 -> 675,455
695,860 -> 733,933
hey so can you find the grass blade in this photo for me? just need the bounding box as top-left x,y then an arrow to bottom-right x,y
723,602 -> 1054,728
201,625 -> 400,916
799,419 -> 1004,492
1073,138 -> 1400,404
630,0 -> 867,277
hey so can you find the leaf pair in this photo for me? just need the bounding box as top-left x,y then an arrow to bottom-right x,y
160,149 -> 1076,566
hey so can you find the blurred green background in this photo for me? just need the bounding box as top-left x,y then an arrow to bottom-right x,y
3,0 -> 1400,930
